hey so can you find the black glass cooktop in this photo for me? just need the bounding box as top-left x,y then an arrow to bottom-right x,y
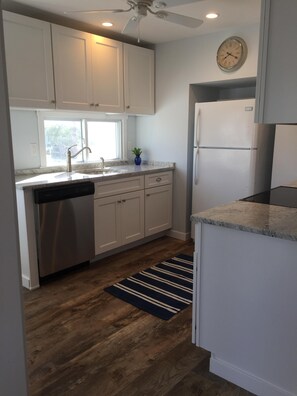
240,186 -> 297,208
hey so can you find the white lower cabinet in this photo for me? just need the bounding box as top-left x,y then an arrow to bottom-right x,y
94,172 -> 172,255
145,184 -> 172,236
144,171 -> 173,236
94,176 -> 145,255
94,190 -> 144,255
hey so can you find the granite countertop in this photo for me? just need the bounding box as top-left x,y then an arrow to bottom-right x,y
191,199 -> 297,242
15,161 -> 175,190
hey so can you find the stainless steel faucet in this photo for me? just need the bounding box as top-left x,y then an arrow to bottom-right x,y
67,145 -> 92,172
100,156 -> 105,169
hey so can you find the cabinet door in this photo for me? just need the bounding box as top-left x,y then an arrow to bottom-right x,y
123,44 -> 155,115
121,190 -> 144,245
255,0 -> 297,123
94,195 -> 121,255
145,185 -> 172,236
91,36 -> 124,113
51,25 -> 93,111
3,11 -> 55,109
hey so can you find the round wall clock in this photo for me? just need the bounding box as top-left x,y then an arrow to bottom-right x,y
216,36 -> 248,72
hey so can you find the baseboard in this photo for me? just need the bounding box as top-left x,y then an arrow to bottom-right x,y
210,356 -> 295,396
22,275 -> 39,290
166,229 -> 191,241
92,231 -> 170,262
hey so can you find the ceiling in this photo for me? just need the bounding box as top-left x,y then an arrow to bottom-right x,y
3,0 -> 261,44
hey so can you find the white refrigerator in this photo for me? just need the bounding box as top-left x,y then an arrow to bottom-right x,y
191,98 -> 274,236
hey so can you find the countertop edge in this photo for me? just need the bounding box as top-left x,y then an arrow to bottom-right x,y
191,200 -> 297,242
15,163 -> 175,190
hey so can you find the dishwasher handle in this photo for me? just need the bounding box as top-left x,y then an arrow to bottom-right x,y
34,181 -> 95,204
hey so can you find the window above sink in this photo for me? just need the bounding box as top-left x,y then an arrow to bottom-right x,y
37,111 -> 127,168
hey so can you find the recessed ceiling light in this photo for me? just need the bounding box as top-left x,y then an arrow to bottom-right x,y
206,13 -> 219,19
102,21 -> 113,27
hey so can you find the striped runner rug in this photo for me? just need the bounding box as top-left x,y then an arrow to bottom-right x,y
104,254 -> 193,320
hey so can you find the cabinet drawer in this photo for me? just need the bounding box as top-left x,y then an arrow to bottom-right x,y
94,176 -> 144,199
145,171 -> 172,188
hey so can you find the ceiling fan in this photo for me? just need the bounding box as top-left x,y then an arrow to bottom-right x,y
65,0 -> 204,41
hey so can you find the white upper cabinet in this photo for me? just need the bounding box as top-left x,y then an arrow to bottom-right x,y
124,43 -> 155,115
51,25 -> 93,111
255,0 -> 297,123
91,35 -> 124,113
3,11 -> 55,109
3,12 -> 155,115
52,25 -> 124,112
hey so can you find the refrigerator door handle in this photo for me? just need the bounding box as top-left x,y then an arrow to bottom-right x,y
194,148 -> 199,185
194,108 -> 201,148
194,108 -> 201,184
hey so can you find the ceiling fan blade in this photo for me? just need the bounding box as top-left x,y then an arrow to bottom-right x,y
64,8 -> 131,15
156,10 -> 203,28
122,15 -> 141,34
154,0 -> 204,8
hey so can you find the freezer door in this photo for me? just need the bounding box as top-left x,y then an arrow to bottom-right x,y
191,148 -> 256,217
195,99 -> 257,149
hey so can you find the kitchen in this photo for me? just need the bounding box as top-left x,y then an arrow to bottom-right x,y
1,0 -> 297,395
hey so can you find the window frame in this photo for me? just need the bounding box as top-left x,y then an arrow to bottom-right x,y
37,111 -> 128,168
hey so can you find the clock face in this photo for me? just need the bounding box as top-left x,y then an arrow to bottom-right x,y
217,36 -> 247,72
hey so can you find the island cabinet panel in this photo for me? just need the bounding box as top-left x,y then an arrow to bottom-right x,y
123,43 -> 155,115
255,0 -> 297,123
193,222 -> 297,396
51,25 -> 93,111
3,11 -> 55,109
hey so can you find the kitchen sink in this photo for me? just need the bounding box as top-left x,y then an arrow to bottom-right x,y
79,167 -> 111,174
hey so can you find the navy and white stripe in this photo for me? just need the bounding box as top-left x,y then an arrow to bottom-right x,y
104,254 -> 193,320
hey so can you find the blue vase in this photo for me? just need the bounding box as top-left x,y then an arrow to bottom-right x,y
134,155 -> 142,165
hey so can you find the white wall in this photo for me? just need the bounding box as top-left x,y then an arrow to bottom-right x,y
0,6 -> 28,395
136,25 -> 260,240
10,109 -> 41,169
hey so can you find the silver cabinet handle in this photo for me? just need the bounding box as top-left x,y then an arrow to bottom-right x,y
126,105 -> 130,109
90,103 -> 94,107
156,177 -> 162,182
51,100 -> 56,104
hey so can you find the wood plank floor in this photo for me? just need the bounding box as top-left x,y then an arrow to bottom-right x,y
23,236 -> 254,395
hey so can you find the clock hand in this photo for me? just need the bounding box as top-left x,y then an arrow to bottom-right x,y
223,52 -> 231,60
227,51 -> 238,59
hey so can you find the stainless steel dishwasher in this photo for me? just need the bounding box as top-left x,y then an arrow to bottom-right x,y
34,181 -> 95,278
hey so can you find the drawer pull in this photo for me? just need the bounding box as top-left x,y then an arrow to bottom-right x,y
122,199 -> 126,203
156,177 -> 162,182
117,200 -> 121,204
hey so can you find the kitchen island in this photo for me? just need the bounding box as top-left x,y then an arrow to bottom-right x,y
16,162 -> 174,290
191,198 -> 297,396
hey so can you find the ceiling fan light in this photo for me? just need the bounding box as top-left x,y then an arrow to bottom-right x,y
206,13 -> 219,19
102,21 -> 113,27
